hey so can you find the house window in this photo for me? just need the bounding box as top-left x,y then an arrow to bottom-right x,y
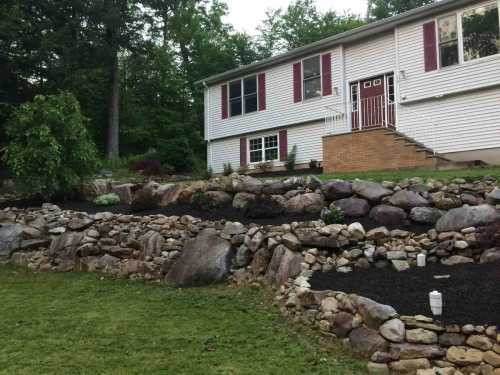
249,135 -> 279,163
351,84 -> 359,112
303,56 -> 321,100
244,76 -> 258,114
229,80 -> 242,117
462,3 -> 500,61
438,14 -> 459,67
363,81 -> 372,88
387,75 -> 395,103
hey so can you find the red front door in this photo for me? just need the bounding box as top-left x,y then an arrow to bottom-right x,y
360,76 -> 385,128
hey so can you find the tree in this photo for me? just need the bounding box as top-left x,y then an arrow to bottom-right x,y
258,0 -> 365,55
367,0 -> 436,21
2,92 -> 98,198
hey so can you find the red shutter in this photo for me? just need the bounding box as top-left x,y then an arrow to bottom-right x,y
279,130 -> 288,161
423,21 -> 438,72
221,84 -> 228,119
322,53 -> 332,96
258,73 -> 266,111
240,137 -> 247,166
293,62 -> 302,103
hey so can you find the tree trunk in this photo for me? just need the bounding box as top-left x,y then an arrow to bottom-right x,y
107,47 -> 120,159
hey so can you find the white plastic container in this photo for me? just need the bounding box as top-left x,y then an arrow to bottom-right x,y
417,253 -> 426,267
429,291 -> 443,316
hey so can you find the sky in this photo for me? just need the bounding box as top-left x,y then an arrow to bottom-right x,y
223,0 -> 368,34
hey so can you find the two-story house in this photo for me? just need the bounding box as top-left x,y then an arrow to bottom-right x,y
200,0 -> 500,174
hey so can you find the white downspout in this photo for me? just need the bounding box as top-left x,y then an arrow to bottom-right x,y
203,81 -> 213,172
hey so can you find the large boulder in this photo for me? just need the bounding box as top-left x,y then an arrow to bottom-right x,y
232,192 -> 256,210
389,190 -> 430,210
202,191 -> 233,208
352,181 -> 392,202
430,192 -> 462,210
353,295 -> 398,329
112,183 -> 134,205
435,204 -> 499,232
131,182 -> 160,211
409,207 -> 444,224
0,224 -> 24,257
264,245 -> 303,287
322,180 -> 353,201
370,205 -> 408,227
332,197 -> 370,218
158,184 -> 183,207
165,228 -> 233,287
231,175 -> 263,194
349,327 -> 389,358
286,193 -> 325,214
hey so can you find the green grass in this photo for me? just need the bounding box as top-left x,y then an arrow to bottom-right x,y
318,166 -> 500,182
0,266 -> 366,375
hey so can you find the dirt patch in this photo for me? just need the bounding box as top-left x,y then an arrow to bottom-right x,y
309,261 -> 500,326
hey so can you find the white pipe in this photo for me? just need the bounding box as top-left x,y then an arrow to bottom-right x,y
417,253 -> 426,267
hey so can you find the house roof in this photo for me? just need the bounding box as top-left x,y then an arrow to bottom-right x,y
198,0 -> 480,86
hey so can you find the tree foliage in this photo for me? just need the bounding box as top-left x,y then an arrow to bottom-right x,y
2,92 -> 98,198
368,0 -> 436,21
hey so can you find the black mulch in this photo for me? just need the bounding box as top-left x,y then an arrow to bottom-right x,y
309,261 -> 500,326
0,198 -> 434,231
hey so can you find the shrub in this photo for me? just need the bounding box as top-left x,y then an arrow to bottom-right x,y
223,162 -> 234,176
94,193 -> 121,206
200,167 -> 213,180
321,206 -> 345,225
129,159 -> 162,176
157,137 -> 195,173
309,159 -> 319,169
2,92 -> 98,199
285,145 -> 297,172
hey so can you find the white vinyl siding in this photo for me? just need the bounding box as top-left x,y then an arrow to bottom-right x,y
398,87 -> 500,154
206,48 -> 342,141
207,121 -> 325,173
398,2 -> 500,103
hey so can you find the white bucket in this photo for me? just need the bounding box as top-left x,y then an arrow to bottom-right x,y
429,291 -> 443,316
417,253 -> 426,267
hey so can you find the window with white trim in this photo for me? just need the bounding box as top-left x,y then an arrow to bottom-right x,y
244,76 -> 258,114
229,80 -> 242,117
249,135 -> 278,163
438,2 -> 500,68
462,3 -> 500,61
303,56 -> 321,100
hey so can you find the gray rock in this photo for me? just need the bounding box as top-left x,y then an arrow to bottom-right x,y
165,228 -> 233,287
331,311 -> 355,337
354,296 -> 398,329
264,245 -> 303,287
480,248 -> 500,264
389,359 -> 431,373
389,190 -> 430,210
139,231 -> 165,258
392,260 -> 410,272
112,183 -> 134,205
406,328 -> 438,344
441,255 -> 474,266
231,175 -> 263,194
436,204 -> 499,232
486,187 -> 500,204
379,319 -> 405,343
409,207 -> 445,224
286,193 -> 325,214
332,197 -> 370,218
222,222 -> 247,237
389,343 -> 445,359
0,224 -> 24,257
353,181 -> 393,202
281,232 -> 301,251
203,191 -> 233,207
234,245 -> 252,268
439,333 -> 466,346
322,180 -> 353,200
349,327 -> 389,358
370,205 -> 408,226
243,195 -> 285,218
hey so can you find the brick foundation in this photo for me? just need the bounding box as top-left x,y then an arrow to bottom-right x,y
322,128 -> 438,173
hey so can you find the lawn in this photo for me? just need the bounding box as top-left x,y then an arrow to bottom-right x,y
0,266 -> 366,375
319,166 -> 500,182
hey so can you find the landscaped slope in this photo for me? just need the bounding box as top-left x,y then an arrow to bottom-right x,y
0,266 -> 366,375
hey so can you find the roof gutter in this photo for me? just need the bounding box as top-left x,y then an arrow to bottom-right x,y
196,0 -> 479,86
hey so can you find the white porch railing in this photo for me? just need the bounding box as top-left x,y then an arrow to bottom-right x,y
324,94 -> 438,155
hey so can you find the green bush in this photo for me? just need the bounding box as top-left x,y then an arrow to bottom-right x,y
285,145 -> 298,172
2,92 -> 98,199
322,206 -> 345,225
94,193 -> 121,206
223,162 -> 233,176
157,137 -> 195,173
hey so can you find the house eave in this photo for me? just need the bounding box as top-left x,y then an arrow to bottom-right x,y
197,0 -> 480,86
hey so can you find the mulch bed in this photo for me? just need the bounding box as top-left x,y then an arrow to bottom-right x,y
0,198 -> 434,231
309,261 -> 500,326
